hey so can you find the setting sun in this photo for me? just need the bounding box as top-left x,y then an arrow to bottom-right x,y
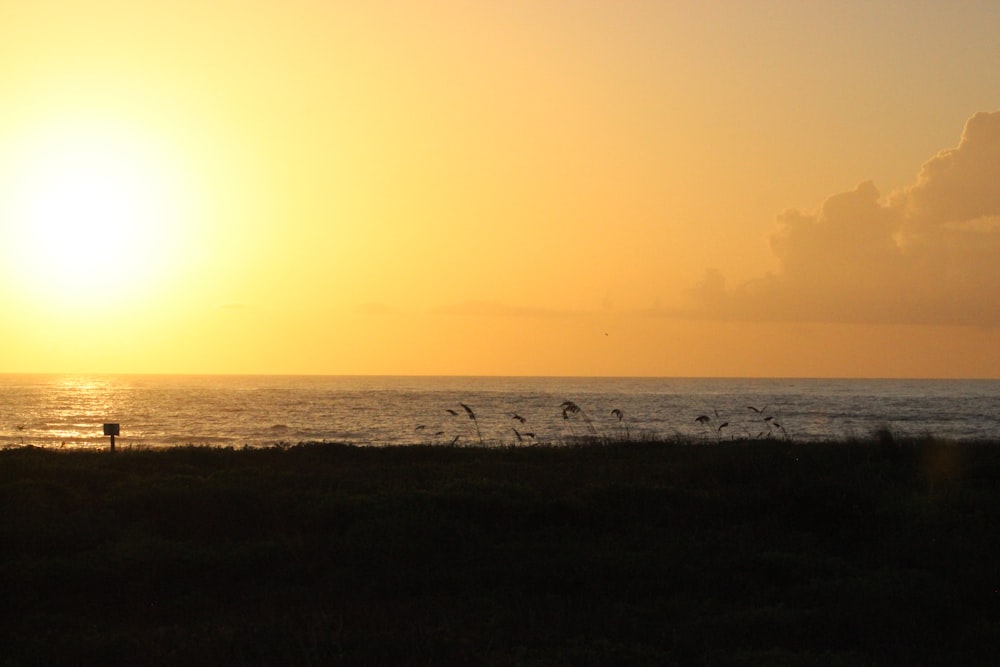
1,117 -> 192,310
0,1 -> 997,377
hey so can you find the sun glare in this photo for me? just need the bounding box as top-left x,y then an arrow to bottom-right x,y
1,118 -> 192,309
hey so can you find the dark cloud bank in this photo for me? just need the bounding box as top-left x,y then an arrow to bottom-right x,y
689,110 -> 1000,326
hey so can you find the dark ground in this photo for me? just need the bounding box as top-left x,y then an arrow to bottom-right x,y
2,438 -> 999,665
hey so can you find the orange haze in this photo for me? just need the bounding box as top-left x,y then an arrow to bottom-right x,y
1,2 -> 998,377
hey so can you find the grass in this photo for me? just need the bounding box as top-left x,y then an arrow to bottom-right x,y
2,437 -> 1000,665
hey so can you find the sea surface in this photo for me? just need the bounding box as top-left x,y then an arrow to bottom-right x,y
1,375 -> 998,449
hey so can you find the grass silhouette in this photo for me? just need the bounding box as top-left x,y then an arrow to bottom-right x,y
611,408 -> 629,439
458,402 -> 483,446
560,400 -> 597,437
2,436 -> 999,664
7,385 -> 995,665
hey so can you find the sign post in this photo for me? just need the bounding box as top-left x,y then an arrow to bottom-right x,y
103,423 -> 120,453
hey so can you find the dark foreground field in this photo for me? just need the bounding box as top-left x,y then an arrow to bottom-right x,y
2,438 -> 1000,666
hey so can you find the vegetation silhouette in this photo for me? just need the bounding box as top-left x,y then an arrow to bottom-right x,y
611,408 -> 629,439
560,400 -> 597,437
1,435 -> 998,664
458,402 -> 483,446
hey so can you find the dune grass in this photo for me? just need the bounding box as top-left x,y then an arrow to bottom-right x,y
2,436 -> 1000,665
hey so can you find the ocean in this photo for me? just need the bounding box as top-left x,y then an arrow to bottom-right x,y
1,374 -> 998,449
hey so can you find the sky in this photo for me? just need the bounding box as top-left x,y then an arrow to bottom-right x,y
0,1 -> 998,378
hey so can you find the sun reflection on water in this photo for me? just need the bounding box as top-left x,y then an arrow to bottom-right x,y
3,375 -> 1000,449
20,376 -> 125,448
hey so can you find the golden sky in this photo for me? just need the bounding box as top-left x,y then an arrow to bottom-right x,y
1,1 -> 998,377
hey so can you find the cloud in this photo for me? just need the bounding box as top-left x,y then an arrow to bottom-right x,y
430,300 -> 581,318
688,110 -> 1000,326
900,110 -> 1000,227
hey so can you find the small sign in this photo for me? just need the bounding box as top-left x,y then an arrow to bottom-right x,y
103,423 -> 120,436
